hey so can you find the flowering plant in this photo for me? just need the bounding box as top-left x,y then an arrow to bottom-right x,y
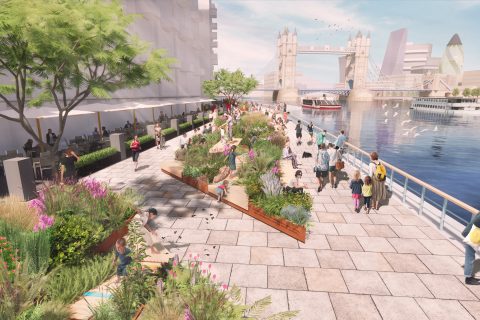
81,179 -> 107,199
33,214 -> 55,232
0,236 -> 17,275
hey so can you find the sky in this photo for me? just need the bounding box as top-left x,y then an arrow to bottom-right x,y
214,0 -> 480,85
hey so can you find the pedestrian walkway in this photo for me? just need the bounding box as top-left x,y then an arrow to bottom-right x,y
89,122 -> 480,320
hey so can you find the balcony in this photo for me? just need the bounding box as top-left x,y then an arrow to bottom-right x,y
211,22 -> 217,30
211,39 -> 217,48
211,32 -> 217,41
210,6 -> 217,18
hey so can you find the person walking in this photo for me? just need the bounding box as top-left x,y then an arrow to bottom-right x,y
295,120 -> 302,146
462,214 -> 480,285
130,135 -> 141,171
362,176 -> 373,214
327,143 -> 339,188
350,170 -> 364,213
154,123 -> 162,149
335,130 -> 347,149
227,145 -> 237,177
59,147 -> 80,184
315,143 -> 329,192
307,122 -> 314,143
368,152 -> 387,210
316,129 -> 327,149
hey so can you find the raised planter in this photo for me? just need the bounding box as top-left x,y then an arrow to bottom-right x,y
93,214 -> 136,253
77,152 -> 121,177
162,168 -> 306,242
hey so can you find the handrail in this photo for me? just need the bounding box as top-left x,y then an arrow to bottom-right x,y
287,112 -> 479,217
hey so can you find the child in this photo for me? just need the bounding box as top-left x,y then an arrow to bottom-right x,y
349,170 -> 364,213
113,237 -> 132,282
136,208 -> 161,254
216,180 -> 229,202
362,176 -> 373,214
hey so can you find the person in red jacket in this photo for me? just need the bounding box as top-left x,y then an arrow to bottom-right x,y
130,135 -> 141,171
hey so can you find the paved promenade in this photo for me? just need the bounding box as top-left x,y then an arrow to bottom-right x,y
90,122 -> 480,320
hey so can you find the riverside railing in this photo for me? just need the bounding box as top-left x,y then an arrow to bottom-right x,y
287,113 -> 478,237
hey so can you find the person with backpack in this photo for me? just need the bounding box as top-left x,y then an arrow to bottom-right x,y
462,213 -> 480,285
368,151 -> 387,210
315,143 -> 330,192
295,120 -> 302,146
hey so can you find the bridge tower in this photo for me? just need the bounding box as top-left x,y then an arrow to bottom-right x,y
276,28 -> 299,104
347,31 -> 373,101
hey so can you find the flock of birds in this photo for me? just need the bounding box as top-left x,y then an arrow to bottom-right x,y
382,103 -> 438,138
313,18 -> 355,39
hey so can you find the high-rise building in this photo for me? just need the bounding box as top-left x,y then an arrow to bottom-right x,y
439,34 -> 464,80
380,28 -> 408,76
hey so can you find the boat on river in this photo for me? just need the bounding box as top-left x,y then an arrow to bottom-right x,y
301,94 -> 341,110
411,97 -> 480,114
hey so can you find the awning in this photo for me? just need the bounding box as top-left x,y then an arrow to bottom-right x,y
0,107 -> 95,119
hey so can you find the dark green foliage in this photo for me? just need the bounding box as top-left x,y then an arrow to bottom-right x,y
17,302 -> 70,320
183,165 -> 203,178
48,215 -> 104,266
280,206 -> 311,226
125,135 -> 154,146
179,122 -> 192,130
46,255 -> 114,304
75,147 -> 117,169
161,127 -> 176,136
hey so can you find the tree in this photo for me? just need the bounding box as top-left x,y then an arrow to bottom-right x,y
452,88 -> 460,96
202,69 -> 258,103
471,87 -> 480,97
463,88 -> 471,97
0,0 -> 174,166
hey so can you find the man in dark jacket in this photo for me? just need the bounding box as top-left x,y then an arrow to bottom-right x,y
462,213 -> 480,285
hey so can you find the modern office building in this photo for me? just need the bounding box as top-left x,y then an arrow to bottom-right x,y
380,28 -> 408,76
402,42 -> 432,74
461,70 -> 480,88
439,34 -> 464,81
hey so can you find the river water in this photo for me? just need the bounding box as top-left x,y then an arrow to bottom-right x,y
287,100 -> 480,222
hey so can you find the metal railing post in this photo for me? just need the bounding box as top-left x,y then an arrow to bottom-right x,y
418,187 -> 426,215
353,151 -> 357,168
360,153 -> 364,172
389,169 -> 394,190
440,199 -> 448,230
402,177 -> 409,203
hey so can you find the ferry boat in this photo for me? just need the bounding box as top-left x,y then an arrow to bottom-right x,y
411,97 -> 480,114
301,94 -> 341,110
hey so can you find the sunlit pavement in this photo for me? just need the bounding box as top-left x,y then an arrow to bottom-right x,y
89,123 -> 480,320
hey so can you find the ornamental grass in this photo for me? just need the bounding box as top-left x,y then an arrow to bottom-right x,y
0,196 -> 37,231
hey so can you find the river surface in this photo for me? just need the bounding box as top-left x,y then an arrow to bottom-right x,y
287,100 -> 480,222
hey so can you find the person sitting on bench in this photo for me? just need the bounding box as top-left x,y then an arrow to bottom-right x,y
285,170 -> 305,193
283,145 -> 299,169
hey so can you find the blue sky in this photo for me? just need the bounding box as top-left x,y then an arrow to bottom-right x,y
214,0 -> 480,85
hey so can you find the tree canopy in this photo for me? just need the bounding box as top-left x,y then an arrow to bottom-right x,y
451,88 -> 459,96
202,69 -> 258,102
0,0 -> 174,153
462,88 -> 471,97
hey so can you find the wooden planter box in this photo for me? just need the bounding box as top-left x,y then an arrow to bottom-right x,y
247,203 -> 306,242
164,168 -> 306,242
93,214 -> 136,253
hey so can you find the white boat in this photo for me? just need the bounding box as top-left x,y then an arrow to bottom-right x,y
411,97 -> 480,114
301,94 -> 341,110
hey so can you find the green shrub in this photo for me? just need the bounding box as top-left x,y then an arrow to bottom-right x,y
193,118 -> 203,125
253,192 -> 313,220
46,255 -> 114,304
179,122 -> 192,130
75,147 -> 117,169
161,127 -> 176,136
0,222 -> 50,274
183,165 -> 203,178
48,215 -> 104,266
280,205 -> 311,226
90,301 -> 122,320
125,134 -> 154,146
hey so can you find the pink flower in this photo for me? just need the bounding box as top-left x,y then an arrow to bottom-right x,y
28,198 -> 45,215
248,149 -> 255,160
202,269 -> 206,274
191,262 -> 195,268
212,274 -> 217,280
222,283 -> 228,290
173,260 -> 178,267
81,179 -> 107,199
33,214 -> 54,232
199,261 -> 203,266
208,264 -> 212,269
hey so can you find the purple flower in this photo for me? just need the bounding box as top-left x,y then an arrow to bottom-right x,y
184,307 -> 195,320
248,149 -> 255,160
223,144 -> 231,156
33,214 -> 54,232
81,179 -> 107,198
28,198 -> 46,215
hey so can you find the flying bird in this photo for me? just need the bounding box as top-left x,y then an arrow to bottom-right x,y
393,103 -> 399,109
420,129 -> 429,133
384,111 -> 389,117
402,131 -> 409,136
414,133 -> 420,137
393,112 -> 399,117
401,120 -> 411,126
382,103 -> 387,109
433,126 -> 438,132
409,126 -> 418,132
384,119 -> 388,123
406,111 -> 410,116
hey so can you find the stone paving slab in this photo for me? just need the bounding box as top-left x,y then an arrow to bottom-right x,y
87,116 -> 479,319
